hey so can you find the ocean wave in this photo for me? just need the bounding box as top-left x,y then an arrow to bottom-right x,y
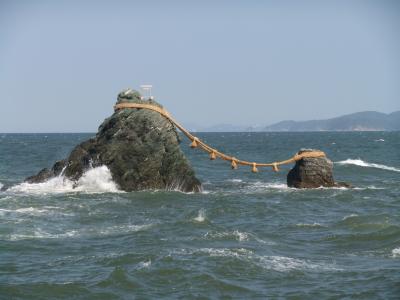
137,260 -> 152,269
0,182 -> 3,190
0,207 -> 49,216
98,224 -> 153,236
336,159 -> 400,172
0,205 -> 75,218
256,255 -> 342,272
342,213 -> 358,221
226,179 -> 243,183
204,230 -> 249,242
315,185 -> 383,191
8,229 -> 79,241
173,247 -> 253,258
203,230 -> 274,244
171,247 -> 340,272
353,186 -> 384,190
392,247 -> 400,258
296,222 -> 324,228
193,208 -> 206,222
225,179 -> 290,190
252,182 -> 290,190
5,223 -> 153,241
7,166 -> 121,194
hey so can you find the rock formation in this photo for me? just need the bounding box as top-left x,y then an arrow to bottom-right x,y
287,149 -> 350,188
26,89 -> 202,192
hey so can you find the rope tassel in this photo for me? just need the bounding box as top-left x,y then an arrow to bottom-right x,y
190,137 -> 199,148
231,159 -> 238,169
272,163 -> 279,172
251,163 -> 258,173
209,151 -> 217,160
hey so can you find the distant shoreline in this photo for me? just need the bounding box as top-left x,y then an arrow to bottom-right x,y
1,130 -> 398,134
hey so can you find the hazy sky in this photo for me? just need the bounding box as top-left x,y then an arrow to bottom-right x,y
1,0 -> 399,132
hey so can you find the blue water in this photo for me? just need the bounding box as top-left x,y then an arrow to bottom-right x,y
0,132 -> 399,299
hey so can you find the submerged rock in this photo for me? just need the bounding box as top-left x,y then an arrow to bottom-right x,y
287,149 -> 350,188
26,89 -> 202,192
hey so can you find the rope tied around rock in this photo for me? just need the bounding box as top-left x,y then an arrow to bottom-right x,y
114,102 -> 326,172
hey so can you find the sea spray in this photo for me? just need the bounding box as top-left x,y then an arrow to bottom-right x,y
8,165 -> 120,194
336,159 -> 400,172
194,208 -> 206,222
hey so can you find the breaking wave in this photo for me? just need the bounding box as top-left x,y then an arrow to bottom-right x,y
171,247 -> 341,272
8,166 -> 121,194
6,223 -> 153,241
336,159 -> 400,172
296,222 -> 324,228
203,230 -> 274,244
194,208 -> 206,222
392,247 -> 400,258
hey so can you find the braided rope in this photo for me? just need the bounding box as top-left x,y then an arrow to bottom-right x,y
114,102 -> 326,172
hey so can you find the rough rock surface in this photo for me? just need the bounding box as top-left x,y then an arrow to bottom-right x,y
287,149 -> 350,188
26,89 -> 202,192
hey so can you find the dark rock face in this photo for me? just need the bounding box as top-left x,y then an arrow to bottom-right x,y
287,149 -> 350,188
26,89 -> 202,192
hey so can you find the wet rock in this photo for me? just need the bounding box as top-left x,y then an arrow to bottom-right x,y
287,149 -> 350,188
26,89 -> 202,192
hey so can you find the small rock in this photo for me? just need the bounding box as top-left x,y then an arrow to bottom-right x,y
287,149 -> 350,188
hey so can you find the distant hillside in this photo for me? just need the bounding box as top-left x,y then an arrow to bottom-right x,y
263,111 -> 400,132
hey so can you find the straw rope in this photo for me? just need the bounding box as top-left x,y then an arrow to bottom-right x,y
114,102 -> 326,172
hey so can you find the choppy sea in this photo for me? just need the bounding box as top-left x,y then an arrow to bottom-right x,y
0,132 -> 399,299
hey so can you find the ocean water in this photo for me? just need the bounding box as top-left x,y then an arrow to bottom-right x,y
0,132 -> 399,299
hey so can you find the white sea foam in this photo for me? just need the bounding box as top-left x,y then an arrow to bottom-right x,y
197,247 -> 253,258
257,255 -> 341,272
137,260 -> 152,269
204,230 -> 249,241
6,223 -> 153,241
0,182 -> 3,190
336,159 -> 400,172
375,139 -> 385,142
250,181 -> 291,191
254,181 -> 289,189
172,247 -> 339,272
194,208 -> 206,222
98,223 -> 152,236
342,213 -> 358,221
203,230 -> 274,244
353,186 -> 384,190
233,230 -> 249,241
296,222 -> 324,228
8,165 -> 121,194
9,229 -> 79,241
227,179 -> 243,183
0,206 -> 74,218
392,247 -> 400,258
0,207 -> 48,216
75,166 -> 120,193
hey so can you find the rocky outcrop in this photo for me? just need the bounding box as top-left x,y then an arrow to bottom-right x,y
26,89 -> 202,192
287,149 -> 350,188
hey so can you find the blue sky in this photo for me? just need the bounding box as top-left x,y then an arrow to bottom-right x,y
0,0 -> 399,132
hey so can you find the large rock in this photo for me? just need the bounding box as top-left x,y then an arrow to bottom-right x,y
287,149 -> 350,188
26,89 -> 202,192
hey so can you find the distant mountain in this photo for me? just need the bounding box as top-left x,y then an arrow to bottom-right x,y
183,111 -> 400,132
183,123 -> 250,132
263,111 -> 400,132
